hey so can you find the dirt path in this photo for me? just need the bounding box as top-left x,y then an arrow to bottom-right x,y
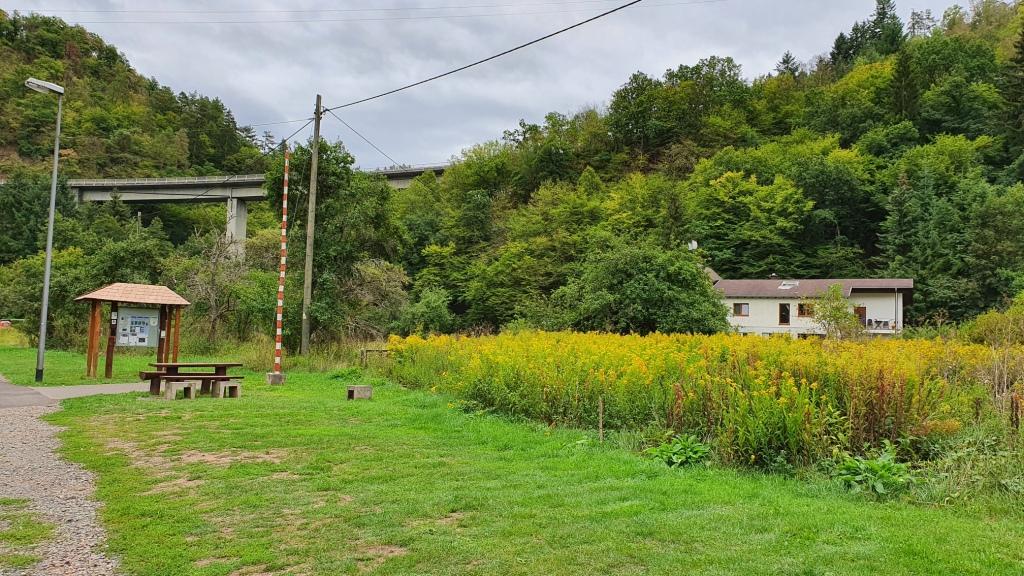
0,378 -> 121,575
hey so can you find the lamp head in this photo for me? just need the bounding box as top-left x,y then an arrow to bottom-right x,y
25,78 -> 64,95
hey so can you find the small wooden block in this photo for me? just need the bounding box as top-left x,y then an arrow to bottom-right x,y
347,385 -> 373,400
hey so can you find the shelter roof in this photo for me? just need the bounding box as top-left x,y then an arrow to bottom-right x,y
75,283 -> 190,306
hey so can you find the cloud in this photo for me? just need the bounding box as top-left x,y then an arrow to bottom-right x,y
16,0 -> 955,168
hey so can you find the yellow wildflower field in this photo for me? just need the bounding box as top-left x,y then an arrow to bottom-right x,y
389,331 -> 1021,466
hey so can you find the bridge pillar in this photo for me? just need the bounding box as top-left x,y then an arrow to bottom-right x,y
226,198 -> 248,257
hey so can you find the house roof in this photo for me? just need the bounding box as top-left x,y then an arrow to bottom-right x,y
75,283 -> 190,306
715,278 -> 913,299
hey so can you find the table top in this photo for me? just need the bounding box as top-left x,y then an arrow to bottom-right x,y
150,362 -> 243,368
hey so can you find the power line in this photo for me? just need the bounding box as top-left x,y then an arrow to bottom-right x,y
324,108 -> 400,167
37,0 -> 724,25
19,0 -> 625,14
324,0 -> 646,112
186,118 -> 314,206
247,117 -> 313,128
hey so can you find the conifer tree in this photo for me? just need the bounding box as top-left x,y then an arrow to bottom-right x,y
891,48 -> 919,121
1004,24 -> 1024,159
775,51 -> 800,76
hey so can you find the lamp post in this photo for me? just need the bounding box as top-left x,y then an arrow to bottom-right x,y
25,77 -> 64,383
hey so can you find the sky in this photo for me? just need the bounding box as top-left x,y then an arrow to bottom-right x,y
13,0 -> 960,170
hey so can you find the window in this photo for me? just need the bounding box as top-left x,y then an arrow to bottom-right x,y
779,303 -> 791,325
733,303 -> 750,317
798,303 -> 815,318
779,280 -> 800,290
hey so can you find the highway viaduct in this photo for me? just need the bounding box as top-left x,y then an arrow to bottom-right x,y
6,165 -> 447,254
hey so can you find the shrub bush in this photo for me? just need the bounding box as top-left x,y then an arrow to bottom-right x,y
645,434 -> 711,468
832,443 -> 914,499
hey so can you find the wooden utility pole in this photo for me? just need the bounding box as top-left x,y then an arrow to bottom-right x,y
300,94 -> 322,355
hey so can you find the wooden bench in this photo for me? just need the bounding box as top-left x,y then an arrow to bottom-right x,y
140,370 -> 166,395
144,362 -> 244,397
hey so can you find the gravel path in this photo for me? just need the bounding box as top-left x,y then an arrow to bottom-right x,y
0,404 -> 120,576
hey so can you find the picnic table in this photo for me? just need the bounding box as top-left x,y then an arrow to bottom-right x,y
142,362 -> 244,397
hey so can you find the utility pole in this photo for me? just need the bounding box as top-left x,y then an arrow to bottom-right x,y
300,94 -> 322,355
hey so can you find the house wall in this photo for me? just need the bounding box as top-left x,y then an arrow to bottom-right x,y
725,291 -> 904,337
849,292 -> 904,332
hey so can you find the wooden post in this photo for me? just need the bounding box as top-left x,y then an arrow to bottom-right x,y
172,306 -> 182,363
91,301 -> 102,376
85,300 -> 100,377
165,306 -> 175,364
156,305 -> 167,364
163,305 -> 172,362
104,302 -> 118,379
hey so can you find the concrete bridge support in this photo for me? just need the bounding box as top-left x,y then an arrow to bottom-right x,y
226,197 -> 248,257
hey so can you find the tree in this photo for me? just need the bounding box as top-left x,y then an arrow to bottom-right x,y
0,248 -> 92,348
552,241 -> 728,335
395,287 -> 455,336
264,139 -> 404,341
919,76 -> 1004,139
869,0 -> 906,56
341,259 -> 410,339
908,10 -> 937,37
776,51 -> 800,76
829,0 -> 905,66
162,232 -> 246,342
890,48 -> 919,121
607,72 -> 666,153
0,172 -> 73,264
1003,24 -> 1024,168
808,284 -> 864,340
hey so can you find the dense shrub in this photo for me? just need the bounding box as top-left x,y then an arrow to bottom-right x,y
832,443 -> 914,499
645,434 -> 711,468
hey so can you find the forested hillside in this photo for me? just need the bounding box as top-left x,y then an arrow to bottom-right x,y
0,10 -> 267,177
2,1 -> 1024,352
370,0 -> 1024,333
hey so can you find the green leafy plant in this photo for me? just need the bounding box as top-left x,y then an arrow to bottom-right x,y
833,442 -> 914,498
645,434 -> 711,468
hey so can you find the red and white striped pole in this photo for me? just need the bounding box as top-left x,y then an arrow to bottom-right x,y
267,147 -> 290,385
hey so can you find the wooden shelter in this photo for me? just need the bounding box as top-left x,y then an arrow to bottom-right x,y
76,283 -> 190,378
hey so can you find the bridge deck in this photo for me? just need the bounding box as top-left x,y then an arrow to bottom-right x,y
0,165 -> 448,204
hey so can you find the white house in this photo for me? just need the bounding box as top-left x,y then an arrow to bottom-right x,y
713,277 -> 914,337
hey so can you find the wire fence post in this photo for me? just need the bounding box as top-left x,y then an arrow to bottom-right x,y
267,146 -> 290,386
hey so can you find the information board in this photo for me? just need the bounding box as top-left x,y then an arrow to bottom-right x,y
116,307 -> 160,348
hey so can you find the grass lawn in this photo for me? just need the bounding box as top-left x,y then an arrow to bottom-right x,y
0,345 -> 221,387
38,364 -> 1024,576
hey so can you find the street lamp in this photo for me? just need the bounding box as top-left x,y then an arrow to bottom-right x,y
25,77 -> 64,383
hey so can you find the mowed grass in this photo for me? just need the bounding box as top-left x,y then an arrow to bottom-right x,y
0,346 -> 222,387
0,498 -> 54,569
46,369 -> 1024,576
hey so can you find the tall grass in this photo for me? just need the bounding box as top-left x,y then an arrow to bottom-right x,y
388,332 -> 1021,468
0,328 -> 30,348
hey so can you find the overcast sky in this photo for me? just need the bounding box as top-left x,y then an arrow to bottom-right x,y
15,0 -> 958,169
